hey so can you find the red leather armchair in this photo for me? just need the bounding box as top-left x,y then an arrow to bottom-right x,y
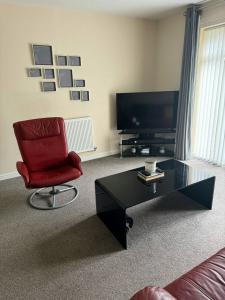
13,117 -> 83,209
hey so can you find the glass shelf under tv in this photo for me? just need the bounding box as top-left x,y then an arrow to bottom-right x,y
119,132 -> 176,158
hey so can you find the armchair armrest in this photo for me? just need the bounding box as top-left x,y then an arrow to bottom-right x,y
16,161 -> 30,188
130,286 -> 177,300
68,151 -> 83,175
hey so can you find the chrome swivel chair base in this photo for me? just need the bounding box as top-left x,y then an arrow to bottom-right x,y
29,184 -> 78,210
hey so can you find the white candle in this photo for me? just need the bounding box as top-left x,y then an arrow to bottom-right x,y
145,160 -> 156,174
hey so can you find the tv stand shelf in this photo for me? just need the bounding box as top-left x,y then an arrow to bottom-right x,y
119,132 -> 176,158
121,148 -> 174,158
121,138 -> 175,145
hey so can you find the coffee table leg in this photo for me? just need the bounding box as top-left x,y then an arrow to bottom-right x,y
95,182 -> 127,249
179,177 -> 215,209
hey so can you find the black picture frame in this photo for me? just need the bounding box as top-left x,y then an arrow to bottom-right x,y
70,91 -> 80,100
68,56 -> 81,66
27,68 -> 42,77
43,68 -> 55,79
74,79 -> 85,87
41,82 -> 56,92
32,44 -> 53,65
57,69 -> 73,88
56,55 -> 67,66
81,91 -> 89,101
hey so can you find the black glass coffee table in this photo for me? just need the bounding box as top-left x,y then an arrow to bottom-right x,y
95,159 -> 215,249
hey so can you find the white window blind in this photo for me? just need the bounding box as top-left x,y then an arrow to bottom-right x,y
192,24 -> 225,166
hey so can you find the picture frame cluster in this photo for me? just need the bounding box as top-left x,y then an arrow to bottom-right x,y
27,44 -> 90,102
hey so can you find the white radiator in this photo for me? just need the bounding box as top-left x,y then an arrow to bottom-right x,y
65,117 -> 95,153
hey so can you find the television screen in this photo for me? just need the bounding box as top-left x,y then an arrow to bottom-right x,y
116,91 -> 179,131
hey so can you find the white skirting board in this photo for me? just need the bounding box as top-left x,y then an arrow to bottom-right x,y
0,150 -> 119,181
81,149 -> 119,162
0,171 -> 20,181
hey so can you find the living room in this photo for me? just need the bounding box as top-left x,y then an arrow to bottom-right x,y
0,0 -> 225,299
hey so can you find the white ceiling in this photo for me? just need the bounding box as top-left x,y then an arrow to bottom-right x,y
0,0 -> 201,19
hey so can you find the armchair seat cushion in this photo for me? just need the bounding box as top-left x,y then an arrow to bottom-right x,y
29,164 -> 81,188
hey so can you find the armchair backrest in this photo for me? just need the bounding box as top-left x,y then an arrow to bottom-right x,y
13,117 -> 68,172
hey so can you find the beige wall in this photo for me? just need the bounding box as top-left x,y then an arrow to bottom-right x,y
2,2 -> 223,177
154,3 -> 225,92
200,3 -> 225,28
154,11 -> 185,91
0,3 -> 156,175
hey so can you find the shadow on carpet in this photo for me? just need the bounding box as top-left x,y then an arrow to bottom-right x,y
37,215 -> 121,265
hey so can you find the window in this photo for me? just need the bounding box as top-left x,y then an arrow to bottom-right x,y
192,24 -> 225,166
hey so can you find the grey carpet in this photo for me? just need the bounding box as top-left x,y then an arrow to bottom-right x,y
0,156 -> 225,300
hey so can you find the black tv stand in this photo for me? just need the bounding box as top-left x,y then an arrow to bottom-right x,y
119,130 -> 176,158
138,132 -> 155,140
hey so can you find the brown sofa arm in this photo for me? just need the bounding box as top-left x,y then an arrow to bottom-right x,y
68,151 -> 83,175
16,161 -> 30,187
130,286 -> 177,300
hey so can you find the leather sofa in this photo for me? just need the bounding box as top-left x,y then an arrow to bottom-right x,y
131,248 -> 225,300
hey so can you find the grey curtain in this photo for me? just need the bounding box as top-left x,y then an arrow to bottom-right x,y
175,5 -> 201,160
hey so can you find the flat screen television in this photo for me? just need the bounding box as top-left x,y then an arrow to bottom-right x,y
116,91 -> 179,131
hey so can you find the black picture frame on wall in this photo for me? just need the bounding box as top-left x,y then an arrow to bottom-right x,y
57,69 -> 73,87
32,44 -> 53,65
70,91 -> 80,100
41,82 -> 56,92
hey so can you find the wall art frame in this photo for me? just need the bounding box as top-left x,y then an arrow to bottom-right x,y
68,56 -> 81,66
27,68 -> 42,77
81,91 -> 89,101
41,81 -> 56,92
70,91 -> 81,100
56,55 -> 67,66
57,69 -> 73,88
74,79 -> 85,87
32,44 -> 53,65
43,68 -> 55,79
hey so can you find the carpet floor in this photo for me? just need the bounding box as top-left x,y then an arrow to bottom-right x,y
0,156 -> 225,300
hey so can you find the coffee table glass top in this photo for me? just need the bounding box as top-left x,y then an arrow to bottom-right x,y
95,159 -> 214,209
